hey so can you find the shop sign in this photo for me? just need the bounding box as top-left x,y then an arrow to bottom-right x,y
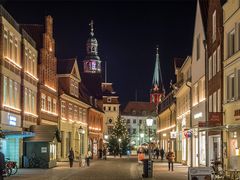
170,132 -> 177,139
234,109 -> 240,121
194,112 -> 203,120
209,112 -> 221,123
41,147 -> 47,153
8,115 -> 16,126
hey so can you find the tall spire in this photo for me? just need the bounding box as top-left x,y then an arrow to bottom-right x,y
152,45 -> 164,92
150,45 -> 165,105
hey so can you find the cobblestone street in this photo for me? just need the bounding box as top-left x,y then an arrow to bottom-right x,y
7,156 -> 188,180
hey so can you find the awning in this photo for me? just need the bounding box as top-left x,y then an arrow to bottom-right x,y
1,131 -> 35,138
24,125 -> 61,142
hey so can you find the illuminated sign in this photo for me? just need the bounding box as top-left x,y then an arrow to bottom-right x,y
194,112 -> 203,119
170,132 -> 177,139
9,115 -> 16,126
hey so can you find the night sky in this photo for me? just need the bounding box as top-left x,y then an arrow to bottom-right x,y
2,0 -> 196,105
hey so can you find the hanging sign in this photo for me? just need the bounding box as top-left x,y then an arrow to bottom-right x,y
170,132 -> 177,139
184,130 -> 192,138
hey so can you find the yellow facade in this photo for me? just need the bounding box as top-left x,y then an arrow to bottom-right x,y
223,0 -> 240,170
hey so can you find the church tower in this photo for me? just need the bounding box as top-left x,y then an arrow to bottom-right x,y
83,20 -> 101,73
150,46 -> 165,105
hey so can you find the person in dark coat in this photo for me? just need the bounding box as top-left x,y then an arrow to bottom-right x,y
68,148 -> 74,168
166,150 -> 175,171
103,148 -> 107,160
0,150 -> 5,180
160,148 -> 165,160
155,148 -> 160,159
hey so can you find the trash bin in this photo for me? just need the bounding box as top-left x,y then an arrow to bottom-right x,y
142,159 -> 153,178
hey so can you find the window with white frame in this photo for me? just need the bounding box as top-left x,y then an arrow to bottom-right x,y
217,89 -> 221,112
83,109 -> 86,123
53,99 -> 57,113
209,56 -> 212,80
213,91 -> 217,112
209,95 -> 212,112
61,101 -> 66,118
3,29 -> 8,57
217,46 -> 220,72
228,29 -> 235,57
48,97 -> 52,112
41,93 -> 46,110
68,103 -> 73,120
74,106 -> 78,120
79,107 -> 83,122
196,34 -> 200,60
212,10 -> 216,42
213,51 -> 216,76
227,73 -> 235,101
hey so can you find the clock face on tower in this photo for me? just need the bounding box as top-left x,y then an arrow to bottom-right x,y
92,61 -> 97,70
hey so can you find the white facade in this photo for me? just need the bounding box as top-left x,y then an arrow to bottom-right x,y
191,0 -> 207,167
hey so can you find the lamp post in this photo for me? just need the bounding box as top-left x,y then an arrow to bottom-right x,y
140,133 -> 144,145
118,138 -> 121,156
146,117 -> 153,159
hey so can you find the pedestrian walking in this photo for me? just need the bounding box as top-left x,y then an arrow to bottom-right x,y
160,148 -> 165,160
166,149 -> 175,171
98,148 -> 102,159
103,148 -> 107,160
0,149 -> 5,180
68,148 -> 74,168
86,150 -> 92,166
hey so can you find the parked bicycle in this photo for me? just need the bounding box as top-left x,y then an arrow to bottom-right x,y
210,159 -> 226,179
5,158 -> 18,175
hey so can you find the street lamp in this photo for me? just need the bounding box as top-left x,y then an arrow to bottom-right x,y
104,134 -> 109,140
140,133 -> 144,145
146,118 -> 153,159
118,138 -> 122,156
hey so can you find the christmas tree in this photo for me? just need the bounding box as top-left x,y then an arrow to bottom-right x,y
108,117 -> 130,155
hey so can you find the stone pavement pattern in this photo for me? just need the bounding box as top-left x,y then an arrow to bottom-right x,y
7,157 -> 188,180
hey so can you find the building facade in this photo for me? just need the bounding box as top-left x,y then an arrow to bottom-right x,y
57,58 -> 89,161
102,82 -> 120,138
174,56 -> 192,165
191,0 -> 207,167
157,93 -> 176,157
0,5 -> 24,166
223,0 -> 240,170
206,0 -> 223,166
122,101 -> 157,150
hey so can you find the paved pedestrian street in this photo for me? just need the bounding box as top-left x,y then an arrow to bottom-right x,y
8,157 -> 188,180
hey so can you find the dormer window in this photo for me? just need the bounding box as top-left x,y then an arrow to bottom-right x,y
107,97 -> 111,103
132,110 -> 136,115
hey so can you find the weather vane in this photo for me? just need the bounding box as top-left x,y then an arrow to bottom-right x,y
89,20 -> 94,35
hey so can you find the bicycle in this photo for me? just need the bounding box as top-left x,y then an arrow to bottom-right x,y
5,158 -> 18,175
210,159 -> 226,180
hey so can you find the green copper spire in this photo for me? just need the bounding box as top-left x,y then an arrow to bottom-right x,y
152,45 -> 164,92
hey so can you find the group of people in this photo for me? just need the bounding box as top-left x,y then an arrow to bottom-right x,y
153,147 -> 165,160
98,148 -> 107,160
68,148 -> 92,168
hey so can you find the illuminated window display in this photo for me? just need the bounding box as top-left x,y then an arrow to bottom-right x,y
199,131 -> 206,165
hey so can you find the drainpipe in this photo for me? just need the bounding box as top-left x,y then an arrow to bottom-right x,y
186,81 -> 192,167
203,39 -> 209,167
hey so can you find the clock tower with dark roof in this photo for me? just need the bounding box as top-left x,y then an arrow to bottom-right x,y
83,20 -> 101,73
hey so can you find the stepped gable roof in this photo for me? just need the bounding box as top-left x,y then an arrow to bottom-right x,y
122,101 -> 156,116
57,58 -> 76,74
20,24 -> 44,50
